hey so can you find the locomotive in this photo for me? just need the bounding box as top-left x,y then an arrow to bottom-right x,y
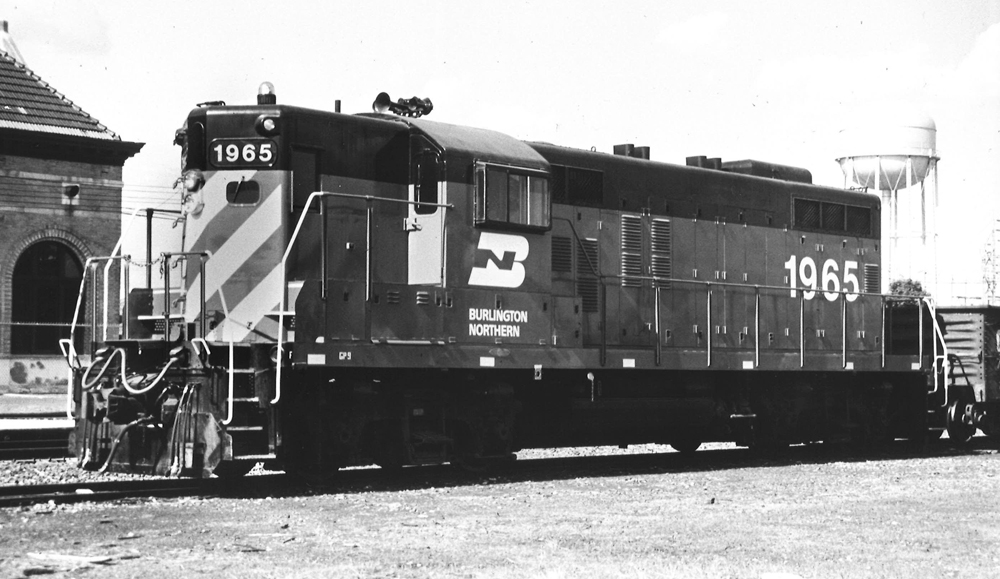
62,84 -> 996,478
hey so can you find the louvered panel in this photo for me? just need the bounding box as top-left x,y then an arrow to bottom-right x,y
651,219 -> 671,253
576,238 -> 600,313
620,215 -> 643,287
941,317 -> 983,386
651,255 -> 672,288
552,236 -> 573,273
577,278 -> 599,312
620,215 -> 642,252
651,218 -> 671,288
621,253 -> 642,287
576,238 -> 599,276
863,264 -> 880,293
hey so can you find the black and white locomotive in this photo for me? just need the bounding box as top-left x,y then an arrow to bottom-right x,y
64,85 -> 998,477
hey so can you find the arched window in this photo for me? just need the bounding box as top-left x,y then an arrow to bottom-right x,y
11,241 -> 83,355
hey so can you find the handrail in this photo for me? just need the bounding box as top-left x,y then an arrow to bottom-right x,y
161,252 -> 209,342
100,207 -> 149,341
223,339 -> 235,426
754,289 -> 760,368
799,293 -> 805,368
65,256 -> 128,363
191,337 -> 211,358
67,206 -> 181,350
920,297 -> 950,405
58,338 -> 80,419
706,287 -> 713,367
575,267 -> 907,369
654,286 -> 661,366
842,296 -> 848,368
274,190 -> 454,405
881,296 -> 886,368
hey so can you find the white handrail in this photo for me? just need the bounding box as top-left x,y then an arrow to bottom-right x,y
921,297 -> 950,405
223,339 -> 235,425
101,207 -> 147,341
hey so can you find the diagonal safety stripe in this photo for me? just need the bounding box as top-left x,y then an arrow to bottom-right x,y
184,170 -> 261,258
185,181 -> 283,320
207,265 -> 284,342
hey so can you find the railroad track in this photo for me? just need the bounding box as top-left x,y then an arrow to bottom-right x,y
3,438 -> 994,509
0,417 -> 73,460
0,473 -> 290,508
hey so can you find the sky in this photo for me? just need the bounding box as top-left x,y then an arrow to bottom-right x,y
1,0 -> 999,302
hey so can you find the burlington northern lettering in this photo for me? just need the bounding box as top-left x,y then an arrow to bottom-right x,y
468,308 -> 527,338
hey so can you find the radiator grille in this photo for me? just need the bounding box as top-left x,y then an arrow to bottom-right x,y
863,264 -> 880,293
621,214 -> 642,287
620,215 -> 642,252
621,254 -> 643,287
651,219 -> 671,288
552,236 -> 573,273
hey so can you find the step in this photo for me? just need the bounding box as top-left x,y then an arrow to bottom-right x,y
233,453 -> 276,461
226,426 -> 265,432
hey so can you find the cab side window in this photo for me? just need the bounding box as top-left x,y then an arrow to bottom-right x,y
475,162 -> 550,229
412,139 -> 441,215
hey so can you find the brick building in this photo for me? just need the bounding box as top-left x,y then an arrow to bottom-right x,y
1,22 -> 143,394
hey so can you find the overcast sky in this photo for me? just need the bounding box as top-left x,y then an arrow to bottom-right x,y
2,0 -> 999,301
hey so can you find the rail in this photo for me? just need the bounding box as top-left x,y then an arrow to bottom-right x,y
574,269 -> 942,373
920,297 -> 950,405
274,191 -> 454,405
548,217 -> 915,371
161,252 -> 209,342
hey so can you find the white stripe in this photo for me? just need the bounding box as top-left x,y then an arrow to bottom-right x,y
186,182 -> 282,322
209,266 -> 284,342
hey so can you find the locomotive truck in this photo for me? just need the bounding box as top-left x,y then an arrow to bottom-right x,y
61,85 -> 996,478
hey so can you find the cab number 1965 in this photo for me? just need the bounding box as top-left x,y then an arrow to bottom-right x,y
210,139 -> 277,167
784,255 -> 859,302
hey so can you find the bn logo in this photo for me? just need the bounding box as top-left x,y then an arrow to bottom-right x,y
468,232 -> 529,288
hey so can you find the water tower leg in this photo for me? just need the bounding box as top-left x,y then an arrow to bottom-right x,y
882,189 -> 891,292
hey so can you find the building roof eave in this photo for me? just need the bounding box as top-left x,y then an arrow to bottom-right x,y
0,127 -> 144,166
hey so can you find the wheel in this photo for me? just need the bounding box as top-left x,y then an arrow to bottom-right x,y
670,440 -> 701,454
946,400 -> 976,444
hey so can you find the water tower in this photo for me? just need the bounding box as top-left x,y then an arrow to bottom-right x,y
836,107 -> 938,293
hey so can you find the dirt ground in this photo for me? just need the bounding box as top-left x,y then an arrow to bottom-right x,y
1,441 -> 999,579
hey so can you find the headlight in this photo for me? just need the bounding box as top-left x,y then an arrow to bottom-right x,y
182,169 -> 204,192
255,114 -> 280,136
